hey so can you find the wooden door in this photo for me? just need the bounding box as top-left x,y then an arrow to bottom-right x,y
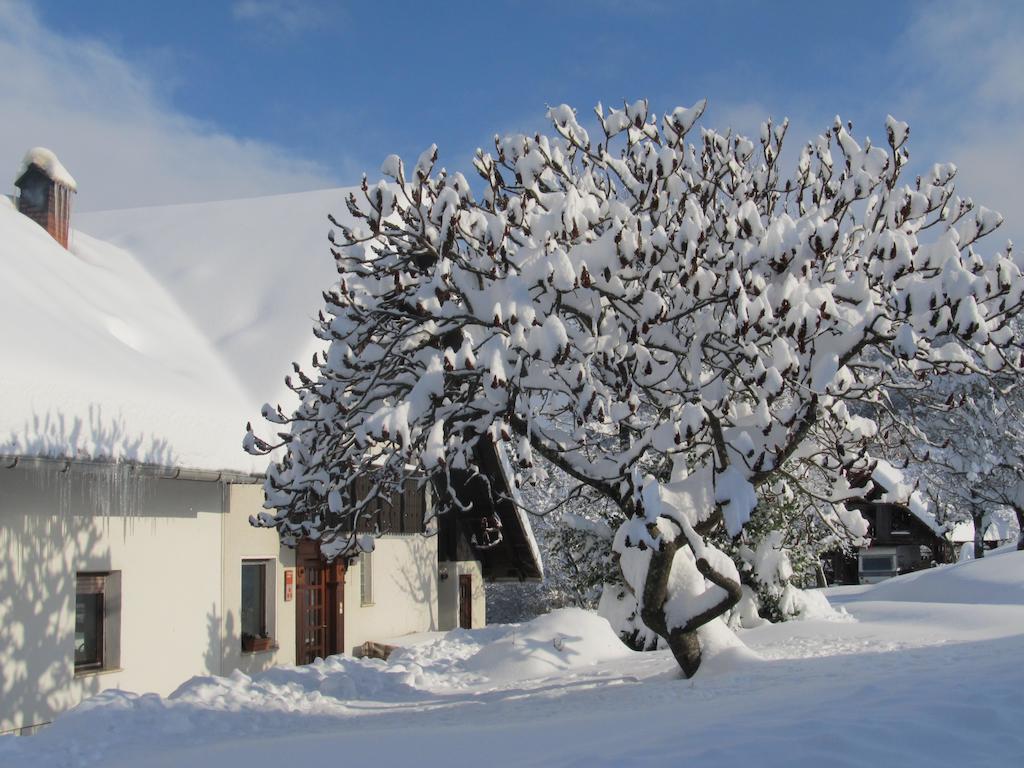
296,557 -> 328,665
296,540 -> 346,664
458,574 -> 473,629
326,560 -> 346,657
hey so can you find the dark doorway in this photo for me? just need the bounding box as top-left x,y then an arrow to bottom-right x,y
458,574 -> 473,629
295,540 -> 346,664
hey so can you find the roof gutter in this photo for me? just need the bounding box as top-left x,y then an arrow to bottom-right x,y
0,453 -> 263,484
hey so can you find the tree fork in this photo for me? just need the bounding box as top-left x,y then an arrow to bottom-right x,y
639,521 -> 742,678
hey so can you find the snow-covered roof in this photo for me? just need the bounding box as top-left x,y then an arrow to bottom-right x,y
0,196 -> 260,474
495,442 -> 545,580
871,459 -> 945,536
78,188 -> 347,408
950,518 -> 1014,544
16,147 -> 77,192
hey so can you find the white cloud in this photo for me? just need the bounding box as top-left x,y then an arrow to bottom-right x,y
895,3 -> 1024,246
232,1 -> 327,35
0,2 -> 337,211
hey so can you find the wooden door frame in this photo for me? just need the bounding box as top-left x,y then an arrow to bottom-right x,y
295,540 -> 346,664
458,573 -> 473,629
327,559 -> 346,657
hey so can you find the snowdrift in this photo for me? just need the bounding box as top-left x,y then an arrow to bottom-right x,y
857,546 -> 1024,606
461,608 -> 635,681
4,554 -> 1024,768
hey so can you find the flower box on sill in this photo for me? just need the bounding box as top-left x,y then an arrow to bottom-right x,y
242,635 -> 274,653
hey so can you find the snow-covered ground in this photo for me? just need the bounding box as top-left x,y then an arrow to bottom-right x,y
3,548 -> 1022,767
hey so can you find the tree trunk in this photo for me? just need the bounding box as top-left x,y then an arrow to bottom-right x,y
972,508 -> 985,560
637,524 -> 742,678
1014,506 -> 1024,551
666,630 -> 702,677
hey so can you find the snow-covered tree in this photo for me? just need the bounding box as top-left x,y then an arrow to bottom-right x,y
486,459 -> 622,622
246,99 -> 1023,676
894,371 -> 1024,555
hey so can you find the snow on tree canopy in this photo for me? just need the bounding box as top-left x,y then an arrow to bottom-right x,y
17,147 -> 77,191
248,98 -> 1024,675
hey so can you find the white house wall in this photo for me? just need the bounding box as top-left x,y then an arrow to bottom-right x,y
1,462 -> 491,733
343,535 -> 439,654
219,483 -> 296,674
0,465 -> 224,734
437,559 -> 486,631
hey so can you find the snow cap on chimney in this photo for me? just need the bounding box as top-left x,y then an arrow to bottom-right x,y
15,147 -> 77,192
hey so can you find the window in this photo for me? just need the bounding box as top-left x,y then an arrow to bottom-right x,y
890,508 -> 912,535
360,551 -> 373,605
241,560 -> 275,652
860,555 -> 896,573
75,572 -> 120,674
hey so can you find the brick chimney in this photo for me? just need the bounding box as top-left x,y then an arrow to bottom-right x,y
14,148 -> 77,249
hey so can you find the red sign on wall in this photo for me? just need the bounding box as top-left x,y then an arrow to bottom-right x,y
284,569 -> 294,602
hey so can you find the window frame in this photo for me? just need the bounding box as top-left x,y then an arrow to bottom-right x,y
75,573 -> 107,673
240,558 -> 276,653
359,551 -> 374,606
75,571 -> 120,675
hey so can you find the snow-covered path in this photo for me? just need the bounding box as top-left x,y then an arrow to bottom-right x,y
4,550 -> 1022,768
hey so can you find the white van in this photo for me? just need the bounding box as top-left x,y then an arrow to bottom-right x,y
857,545 -> 927,584
858,548 -> 899,584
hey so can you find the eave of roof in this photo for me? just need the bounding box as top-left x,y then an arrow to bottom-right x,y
0,452 -> 263,484
472,442 -> 544,582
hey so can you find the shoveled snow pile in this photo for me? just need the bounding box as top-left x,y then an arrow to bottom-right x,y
5,553 -> 1023,767
0,199 -> 261,473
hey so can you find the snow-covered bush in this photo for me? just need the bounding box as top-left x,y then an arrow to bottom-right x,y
247,98 -> 1024,676
721,497 -> 839,624
486,459 -> 623,622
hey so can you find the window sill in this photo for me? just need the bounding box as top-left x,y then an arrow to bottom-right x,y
75,666 -> 123,679
360,601 -> 375,608
241,642 -> 278,655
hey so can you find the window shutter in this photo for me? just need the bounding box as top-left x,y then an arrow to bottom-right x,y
354,476 -> 375,533
360,551 -> 373,605
403,481 -> 425,533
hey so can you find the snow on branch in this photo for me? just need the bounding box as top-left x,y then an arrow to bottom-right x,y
246,100 -> 1024,657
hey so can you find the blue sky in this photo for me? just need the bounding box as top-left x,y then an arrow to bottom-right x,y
24,0 -> 920,176
3,0 -> 1023,244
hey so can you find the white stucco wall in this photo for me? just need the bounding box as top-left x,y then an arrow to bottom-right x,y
0,464 -> 225,734
343,534 -> 439,654
219,483 -> 296,675
437,559 -> 486,631
0,463 -> 468,732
